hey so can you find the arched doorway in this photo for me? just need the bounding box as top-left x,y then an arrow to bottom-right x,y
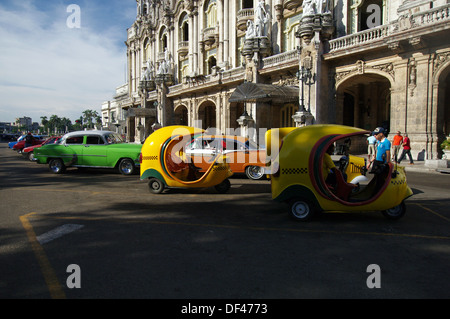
336,73 -> 391,132
198,102 -> 216,129
436,64 -> 450,158
174,105 -> 188,126
229,102 -> 245,130
343,93 -> 355,126
336,73 -> 391,153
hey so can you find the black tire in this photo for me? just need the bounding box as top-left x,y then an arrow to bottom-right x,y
288,198 -> 316,221
27,152 -> 34,161
215,178 -> 231,193
245,165 -> 265,180
48,159 -> 66,174
148,178 -> 165,194
382,202 -> 406,220
118,158 -> 135,175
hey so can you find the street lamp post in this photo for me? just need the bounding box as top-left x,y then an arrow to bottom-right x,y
151,101 -> 161,131
293,65 -> 314,127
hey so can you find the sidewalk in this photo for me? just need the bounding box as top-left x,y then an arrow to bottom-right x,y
333,154 -> 450,174
392,154 -> 450,174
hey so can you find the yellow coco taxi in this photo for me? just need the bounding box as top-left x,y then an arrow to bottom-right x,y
265,125 -> 413,221
140,126 -> 233,194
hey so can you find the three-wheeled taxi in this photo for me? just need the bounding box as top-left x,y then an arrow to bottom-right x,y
265,125 -> 413,221
140,126 -> 233,194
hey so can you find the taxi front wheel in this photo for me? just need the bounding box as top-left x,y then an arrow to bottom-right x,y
382,202 -> 406,220
288,198 -> 316,222
148,178 -> 165,194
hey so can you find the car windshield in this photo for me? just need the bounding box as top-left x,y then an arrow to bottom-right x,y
246,140 -> 259,150
104,133 -> 124,144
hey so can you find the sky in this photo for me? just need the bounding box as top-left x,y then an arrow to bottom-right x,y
0,0 -> 137,124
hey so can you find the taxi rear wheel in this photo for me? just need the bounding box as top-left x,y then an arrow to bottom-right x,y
288,198 -> 316,221
215,178 -> 231,193
382,202 -> 406,220
245,165 -> 264,180
148,178 -> 165,194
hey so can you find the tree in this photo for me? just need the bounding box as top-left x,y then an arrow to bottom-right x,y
60,117 -> 72,133
48,115 -> 61,134
82,109 -> 99,129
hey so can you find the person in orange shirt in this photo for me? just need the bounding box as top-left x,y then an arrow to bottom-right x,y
392,131 -> 403,163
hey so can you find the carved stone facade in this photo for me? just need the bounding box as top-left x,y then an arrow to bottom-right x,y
101,0 -> 450,160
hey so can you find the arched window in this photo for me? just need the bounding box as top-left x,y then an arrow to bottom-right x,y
179,13 -> 189,41
143,38 -> 150,62
242,0 -> 253,9
349,0 -> 385,33
285,22 -> 299,51
205,0 -> 217,28
207,56 -> 217,75
359,0 -> 383,31
159,27 -> 168,52
283,13 -> 301,52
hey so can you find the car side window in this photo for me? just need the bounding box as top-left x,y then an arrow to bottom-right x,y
86,136 -> 104,145
66,136 -> 83,144
190,139 -> 201,149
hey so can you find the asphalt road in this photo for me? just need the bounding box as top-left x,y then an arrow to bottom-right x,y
1,142 -> 450,303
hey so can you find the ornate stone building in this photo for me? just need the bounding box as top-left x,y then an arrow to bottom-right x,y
102,0 -> 450,161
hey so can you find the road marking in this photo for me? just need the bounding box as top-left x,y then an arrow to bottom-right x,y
415,203 -> 450,223
37,224 -> 84,245
20,213 -> 66,299
30,214 -> 450,241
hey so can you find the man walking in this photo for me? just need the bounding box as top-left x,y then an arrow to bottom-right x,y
392,131 -> 403,163
397,133 -> 414,165
366,132 -> 377,165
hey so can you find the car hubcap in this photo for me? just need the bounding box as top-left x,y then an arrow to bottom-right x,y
386,204 -> 402,216
292,201 -> 309,219
247,166 -> 264,179
121,162 -> 133,174
51,161 -> 61,173
150,180 -> 159,190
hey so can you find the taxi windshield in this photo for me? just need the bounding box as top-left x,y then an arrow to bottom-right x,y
105,133 -> 124,144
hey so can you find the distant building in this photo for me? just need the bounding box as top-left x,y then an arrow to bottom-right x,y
15,117 -> 32,128
102,0 -> 450,160
0,122 -> 13,133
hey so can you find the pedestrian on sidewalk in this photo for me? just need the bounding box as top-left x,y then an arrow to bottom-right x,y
366,132 -> 377,168
397,133 -> 414,165
392,131 -> 403,163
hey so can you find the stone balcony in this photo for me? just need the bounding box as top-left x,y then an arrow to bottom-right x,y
326,4 -> 450,59
177,41 -> 189,57
283,0 -> 303,11
202,26 -> 218,46
237,8 -> 254,31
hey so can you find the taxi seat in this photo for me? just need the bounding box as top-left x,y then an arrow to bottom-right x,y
330,169 -> 358,201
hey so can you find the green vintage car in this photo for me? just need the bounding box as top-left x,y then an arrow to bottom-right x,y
34,130 -> 142,175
